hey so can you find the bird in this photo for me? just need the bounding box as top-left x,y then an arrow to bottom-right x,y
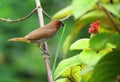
8,20 -> 64,44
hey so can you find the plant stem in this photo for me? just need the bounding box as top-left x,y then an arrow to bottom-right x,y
35,0 -> 53,82
0,7 -> 39,23
98,1 -> 120,33
102,6 -> 120,33
52,25 -> 66,73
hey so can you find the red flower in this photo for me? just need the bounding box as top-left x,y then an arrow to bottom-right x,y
88,20 -> 99,34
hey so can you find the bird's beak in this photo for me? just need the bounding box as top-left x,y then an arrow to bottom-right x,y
61,22 -> 65,27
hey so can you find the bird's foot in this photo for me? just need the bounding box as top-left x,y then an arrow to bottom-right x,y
44,50 -> 50,55
37,43 -> 50,55
39,47 -> 50,55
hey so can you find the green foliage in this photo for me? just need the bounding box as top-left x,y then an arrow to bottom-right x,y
62,23 -> 86,56
70,38 -> 90,50
52,25 -> 66,73
102,3 -> 120,18
92,50 -> 120,82
53,0 -> 120,82
53,6 -> 72,19
54,55 -> 81,80
0,0 -> 71,82
78,10 -> 105,23
72,0 -> 98,19
1,0 -> 120,82
90,33 -> 119,50
79,50 -> 106,66
62,66 -> 81,82
55,78 -> 67,82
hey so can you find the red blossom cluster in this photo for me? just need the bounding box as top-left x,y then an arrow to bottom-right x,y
88,20 -> 99,34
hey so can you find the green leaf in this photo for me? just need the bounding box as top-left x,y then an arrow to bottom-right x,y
80,66 -> 94,76
72,0 -> 98,19
61,66 -> 80,77
62,23 -> 86,56
79,50 -> 106,66
72,66 -> 82,82
109,34 -> 120,46
78,10 -> 105,23
61,66 -> 82,82
92,50 -> 120,82
70,38 -> 90,50
102,3 -> 120,18
55,78 -> 67,82
90,33 -> 109,50
53,6 -> 72,19
62,35 -> 73,55
90,33 -> 118,50
80,66 -> 93,82
101,0 -> 120,3
54,55 -> 81,80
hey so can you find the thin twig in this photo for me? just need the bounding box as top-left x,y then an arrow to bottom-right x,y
42,9 -> 53,20
102,6 -> 120,33
60,15 -> 71,21
98,0 -> 120,33
35,0 -> 53,82
52,25 -> 66,73
0,6 -> 40,23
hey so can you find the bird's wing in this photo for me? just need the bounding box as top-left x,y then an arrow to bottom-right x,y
25,26 -> 57,40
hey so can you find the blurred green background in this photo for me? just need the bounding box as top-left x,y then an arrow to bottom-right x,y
0,0 -> 75,82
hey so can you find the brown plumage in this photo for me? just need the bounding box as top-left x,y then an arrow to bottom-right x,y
8,20 -> 64,43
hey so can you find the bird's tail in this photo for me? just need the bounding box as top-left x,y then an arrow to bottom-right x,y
8,37 -> 30,43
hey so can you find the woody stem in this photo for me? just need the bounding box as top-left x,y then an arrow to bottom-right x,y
35,0 -> 53,82
0,6 -> 39,23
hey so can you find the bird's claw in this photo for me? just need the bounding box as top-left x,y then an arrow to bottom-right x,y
44,50 -> 50,55
39,48 -> 50,55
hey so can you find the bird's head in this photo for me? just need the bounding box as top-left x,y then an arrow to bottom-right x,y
52,20 -> 64,29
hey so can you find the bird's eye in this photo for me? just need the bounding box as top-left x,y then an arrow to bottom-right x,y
60,22 -> 64,26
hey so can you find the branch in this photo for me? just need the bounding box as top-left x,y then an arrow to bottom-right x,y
98,1 -> 120,33
102,6 -> 120,33
42,9 -> 53,20
35,0 -> 53,82
0,6 -> 40,23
